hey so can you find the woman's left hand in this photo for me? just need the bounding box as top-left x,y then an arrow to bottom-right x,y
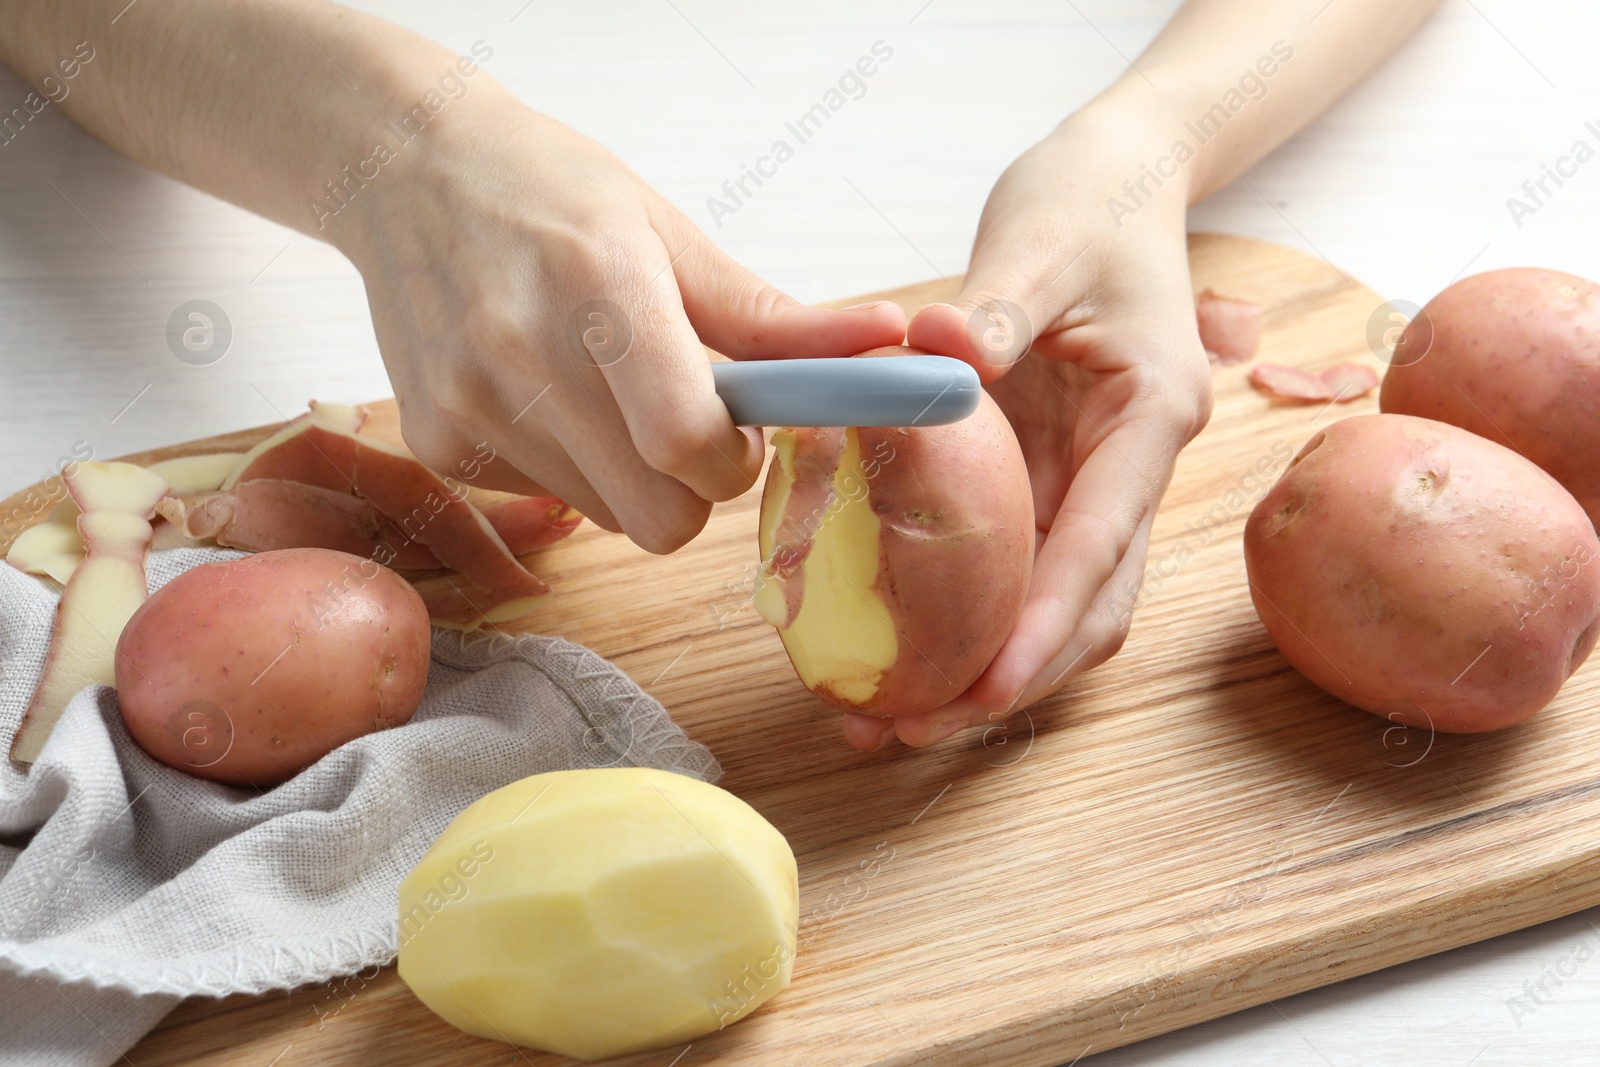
840,113 -> 1215,751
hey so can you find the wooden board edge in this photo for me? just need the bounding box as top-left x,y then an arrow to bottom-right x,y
900,845 -> 1600,1065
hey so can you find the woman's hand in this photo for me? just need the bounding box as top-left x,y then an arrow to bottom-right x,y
832,0 -> 1446,751
338,96 -> 906,554
0,0 -> 908,557
841,112 -> 1213,750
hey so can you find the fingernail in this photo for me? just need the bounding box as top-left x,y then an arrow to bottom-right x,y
871,723 -> 898,751
924,717 -> 967,745
839,301 -> 890,312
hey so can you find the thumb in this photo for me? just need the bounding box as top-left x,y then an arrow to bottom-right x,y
907,249 -> 1057,384
665,224 -> 907,360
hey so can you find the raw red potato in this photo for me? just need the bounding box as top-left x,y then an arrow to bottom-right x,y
116,548 -> 431,786
1248,363 -> 1378,404
1379,267 -> 1600,526
6,409 -> 568,764
8,404 -> 577,638
11,461 -> 169,763
1245,414 -> 1600,733
1196,288 -> 1261,365
757,353 -> 1034,716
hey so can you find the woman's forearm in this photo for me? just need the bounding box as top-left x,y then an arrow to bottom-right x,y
1074,0 -> 1444,205
0,0 -> 504,246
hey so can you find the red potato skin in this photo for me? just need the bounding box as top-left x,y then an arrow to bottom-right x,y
1195,289 -> 1261,366
236,423 -> 550,602
858,406 -> 1034,714
1244,414 -> 1600,733
230,423 -> 362,492
158,481 -> 440,569
770,380 -> 1034,717
407,572 -> 544,629
1379,268 -> 1600,526
114,548 -> 431,786
479,497 -> 584,554
159,483 -> 579,572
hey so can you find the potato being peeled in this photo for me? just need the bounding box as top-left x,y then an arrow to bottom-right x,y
1244,414 -> 1600,733
115,547 -> 431,786
1379,267 -> 1600,525
757,365 -> 1033,716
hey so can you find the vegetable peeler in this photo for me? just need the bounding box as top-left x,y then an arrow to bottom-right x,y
711,355 -> 980,428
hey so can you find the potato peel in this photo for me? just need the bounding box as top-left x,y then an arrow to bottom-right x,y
157,480 -> 440,570
1248,364 -> 1333,402
1250,362 -> 1379,404
11,462 -> 169,764
1317,363 -> 1379,401
1197,288 -> 1262,366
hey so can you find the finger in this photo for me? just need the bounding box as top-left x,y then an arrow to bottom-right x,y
907,300 -> 1039,385
887,699 -> 984,750
840,713 -> 897,752
905,230 -> 1084,383
981,511 -> 1154,710
882,690 -> 992,750
973,416 -> 1181,714
582,238 -> 766,505
658,214 -> 908,359
419,439 -> 554,498
534,362 -> 715,553
886,512 -> 1153,749
880,686 -> 1006,749
480,434 -> 622,535
402,414 -> 623,533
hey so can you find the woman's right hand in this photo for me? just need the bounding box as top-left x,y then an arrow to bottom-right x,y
339,92 -> 906,553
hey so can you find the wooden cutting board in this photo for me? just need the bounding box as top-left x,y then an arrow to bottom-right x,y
9,234 -> 1600,1066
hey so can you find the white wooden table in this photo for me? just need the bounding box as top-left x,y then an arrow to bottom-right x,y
3,2 -> 1597,1063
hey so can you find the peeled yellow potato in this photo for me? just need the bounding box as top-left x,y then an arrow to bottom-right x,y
398,768 -> 799,1061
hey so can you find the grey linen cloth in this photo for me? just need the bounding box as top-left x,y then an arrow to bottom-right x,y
0,547 -> 721,1066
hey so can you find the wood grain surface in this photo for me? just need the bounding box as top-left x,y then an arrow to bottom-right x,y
9,234 -> 1600,1067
